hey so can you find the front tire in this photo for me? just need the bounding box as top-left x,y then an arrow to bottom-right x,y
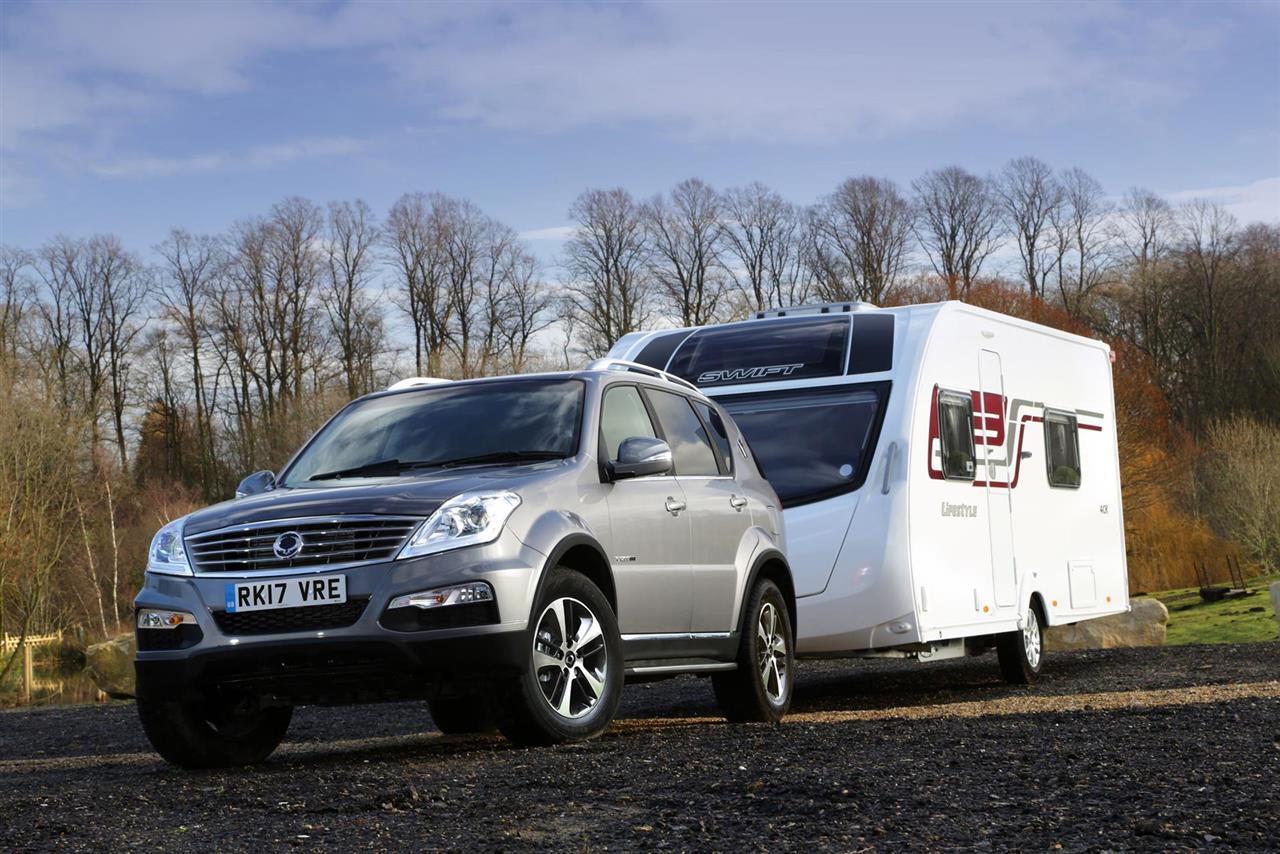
494,568 -> 623,746
713,578 -> 794,723
997,601 -> 1045,685
136,695 -> 292,768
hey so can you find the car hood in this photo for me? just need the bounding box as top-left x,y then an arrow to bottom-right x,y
182,464 -> 563,535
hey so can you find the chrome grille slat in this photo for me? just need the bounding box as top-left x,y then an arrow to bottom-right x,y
185,516 -> 421,575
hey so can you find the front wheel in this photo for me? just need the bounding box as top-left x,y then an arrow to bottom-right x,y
494,568 -> 624,746
136,695 -> 292,768
997,602 -> 1045,685
713,578 -> 794,723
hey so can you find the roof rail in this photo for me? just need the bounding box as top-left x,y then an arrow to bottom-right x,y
387,376 -> 451,391
751,301 -> 878,320
586,359 -> 700,393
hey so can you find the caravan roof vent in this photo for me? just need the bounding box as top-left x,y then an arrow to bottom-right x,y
387,376 -> 451,391
752,302 -> 878,320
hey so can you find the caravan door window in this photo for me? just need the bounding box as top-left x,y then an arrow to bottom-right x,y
937,391 -> 976,481
717,384 -> 887,507
1044,410 -> 1081,488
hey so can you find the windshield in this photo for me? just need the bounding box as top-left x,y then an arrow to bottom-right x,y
718,384 -> 887,507
280,378 -> 585,487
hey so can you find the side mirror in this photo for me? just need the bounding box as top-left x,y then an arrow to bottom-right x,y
235,470 -> 276,498
608,436 -> 672,481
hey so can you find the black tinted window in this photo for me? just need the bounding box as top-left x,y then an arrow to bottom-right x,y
282,379 -> 584,487
646,389 -> 721,476
668,317 -> 850,387
600,385 -> 658,462
719,386 -> 884,506
1045,411 -> 1081,488
938,391 -> 975,480
693,401 -> 734,474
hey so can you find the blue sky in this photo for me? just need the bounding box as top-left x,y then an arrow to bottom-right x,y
2,0 -> 1277,260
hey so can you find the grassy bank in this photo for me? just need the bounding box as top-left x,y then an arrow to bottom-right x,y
1148,575 -> 1279,646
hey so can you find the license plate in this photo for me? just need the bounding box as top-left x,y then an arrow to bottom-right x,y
224,575 -> 347,613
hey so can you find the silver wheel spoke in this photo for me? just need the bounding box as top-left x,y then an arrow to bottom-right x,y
578,665 -> 605,700
556,669 -> 576,716
575,616 -> 603,650
533,649 -> 561,672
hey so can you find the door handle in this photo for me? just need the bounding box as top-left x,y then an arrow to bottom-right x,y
665,497 -> 686,514
729,495 -> 748,510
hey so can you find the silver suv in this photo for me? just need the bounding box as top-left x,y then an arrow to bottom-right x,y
134,361 -> 794,767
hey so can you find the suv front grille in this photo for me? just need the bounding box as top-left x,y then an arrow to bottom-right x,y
214,598 -> 370,636
186,516 -> 421,574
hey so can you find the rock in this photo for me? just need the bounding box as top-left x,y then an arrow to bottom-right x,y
1045,598 -> 1168,652
1271,583 -> 1280,639
84,633 -> 136,699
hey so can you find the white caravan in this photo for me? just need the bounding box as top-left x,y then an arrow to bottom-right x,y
608,301 -> 1128,682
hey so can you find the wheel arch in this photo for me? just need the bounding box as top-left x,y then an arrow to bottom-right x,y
536,533 -> 618,618
740,548 -> 798,638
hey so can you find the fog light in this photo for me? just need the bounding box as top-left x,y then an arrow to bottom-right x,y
137,609 -> 196,629
389,582 -> 494,610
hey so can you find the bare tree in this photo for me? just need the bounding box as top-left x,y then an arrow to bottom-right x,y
92,236 -> 150,467
997,157 -> 1064,297
1052,167 -> 1113,316
324,200 -> 383,397
386,193 -> 451,376
720,182 -> 808,311
562,188 -> 652,357
1177,199 -> 1238,421
494,247 -> 554,372
809,177 -> 914,304
643,178 -> 728,326
0,247 -> 32,369
155,229 -> 222,496
1201,417 -> 1280,570
1107,189 -> 1177,375
912,166 -> 1003,297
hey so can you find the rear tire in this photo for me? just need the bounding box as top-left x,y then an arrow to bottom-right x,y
997,601 -> 1045,685
494,568 -> 623,746
713,578 -> 794,723
136,695 -> 292,768
427,695 -> 496,735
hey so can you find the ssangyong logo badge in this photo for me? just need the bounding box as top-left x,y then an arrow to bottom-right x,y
697,363 -> 804,384
272,531 -> 305,559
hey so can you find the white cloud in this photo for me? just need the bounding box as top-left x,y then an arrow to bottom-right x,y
1169,177 -> 1280,225
518,225 -> 578,242
90,137 -> 367,179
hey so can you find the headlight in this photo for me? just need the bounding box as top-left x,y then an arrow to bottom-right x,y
147,518 -> 192,576
397,492 -> 521,560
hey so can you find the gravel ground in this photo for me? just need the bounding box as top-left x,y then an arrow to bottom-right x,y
2,643 -> 1277,852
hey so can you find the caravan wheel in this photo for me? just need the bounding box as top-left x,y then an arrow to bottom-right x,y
997,602 -> 1045,685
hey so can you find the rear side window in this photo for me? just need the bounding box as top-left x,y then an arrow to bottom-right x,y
645,389 -> 721,476
1044,411 -> 1081,488
600,386 -> 657,462
938,391 -> 976,481
693,401 -> 734,474
719,385 -> 886,506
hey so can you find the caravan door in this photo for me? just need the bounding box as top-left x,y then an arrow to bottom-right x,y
977,349 -> 1018,608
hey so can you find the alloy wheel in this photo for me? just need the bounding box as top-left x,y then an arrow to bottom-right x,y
756,601 -> 788,704
532,596 -> 609,719
1023,607 -> 1042,670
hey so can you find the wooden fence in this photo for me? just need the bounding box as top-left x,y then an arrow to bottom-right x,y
1,632 -> 64,702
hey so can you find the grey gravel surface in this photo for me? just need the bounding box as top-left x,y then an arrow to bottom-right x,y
2,643 -> 1277,852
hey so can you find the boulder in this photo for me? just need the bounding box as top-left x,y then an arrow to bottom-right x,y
1271,583 -> 1280,639
84,633 -> 136,699
1044,598 -> 1168,652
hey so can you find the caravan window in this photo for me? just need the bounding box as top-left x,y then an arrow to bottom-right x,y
937,391 -> 976,481
666,317 -> 850,388
1044,411 -> 1081,488
718,384 -> 887,507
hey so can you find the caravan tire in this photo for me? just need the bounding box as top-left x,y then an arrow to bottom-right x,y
997,602 -> 1045,685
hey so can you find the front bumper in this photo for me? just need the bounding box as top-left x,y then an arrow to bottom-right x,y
133,528 -> 543,703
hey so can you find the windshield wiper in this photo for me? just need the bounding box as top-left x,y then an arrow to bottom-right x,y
308,459 -> 437,482
435,450 -> 566,469
308,451 -> 565,482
